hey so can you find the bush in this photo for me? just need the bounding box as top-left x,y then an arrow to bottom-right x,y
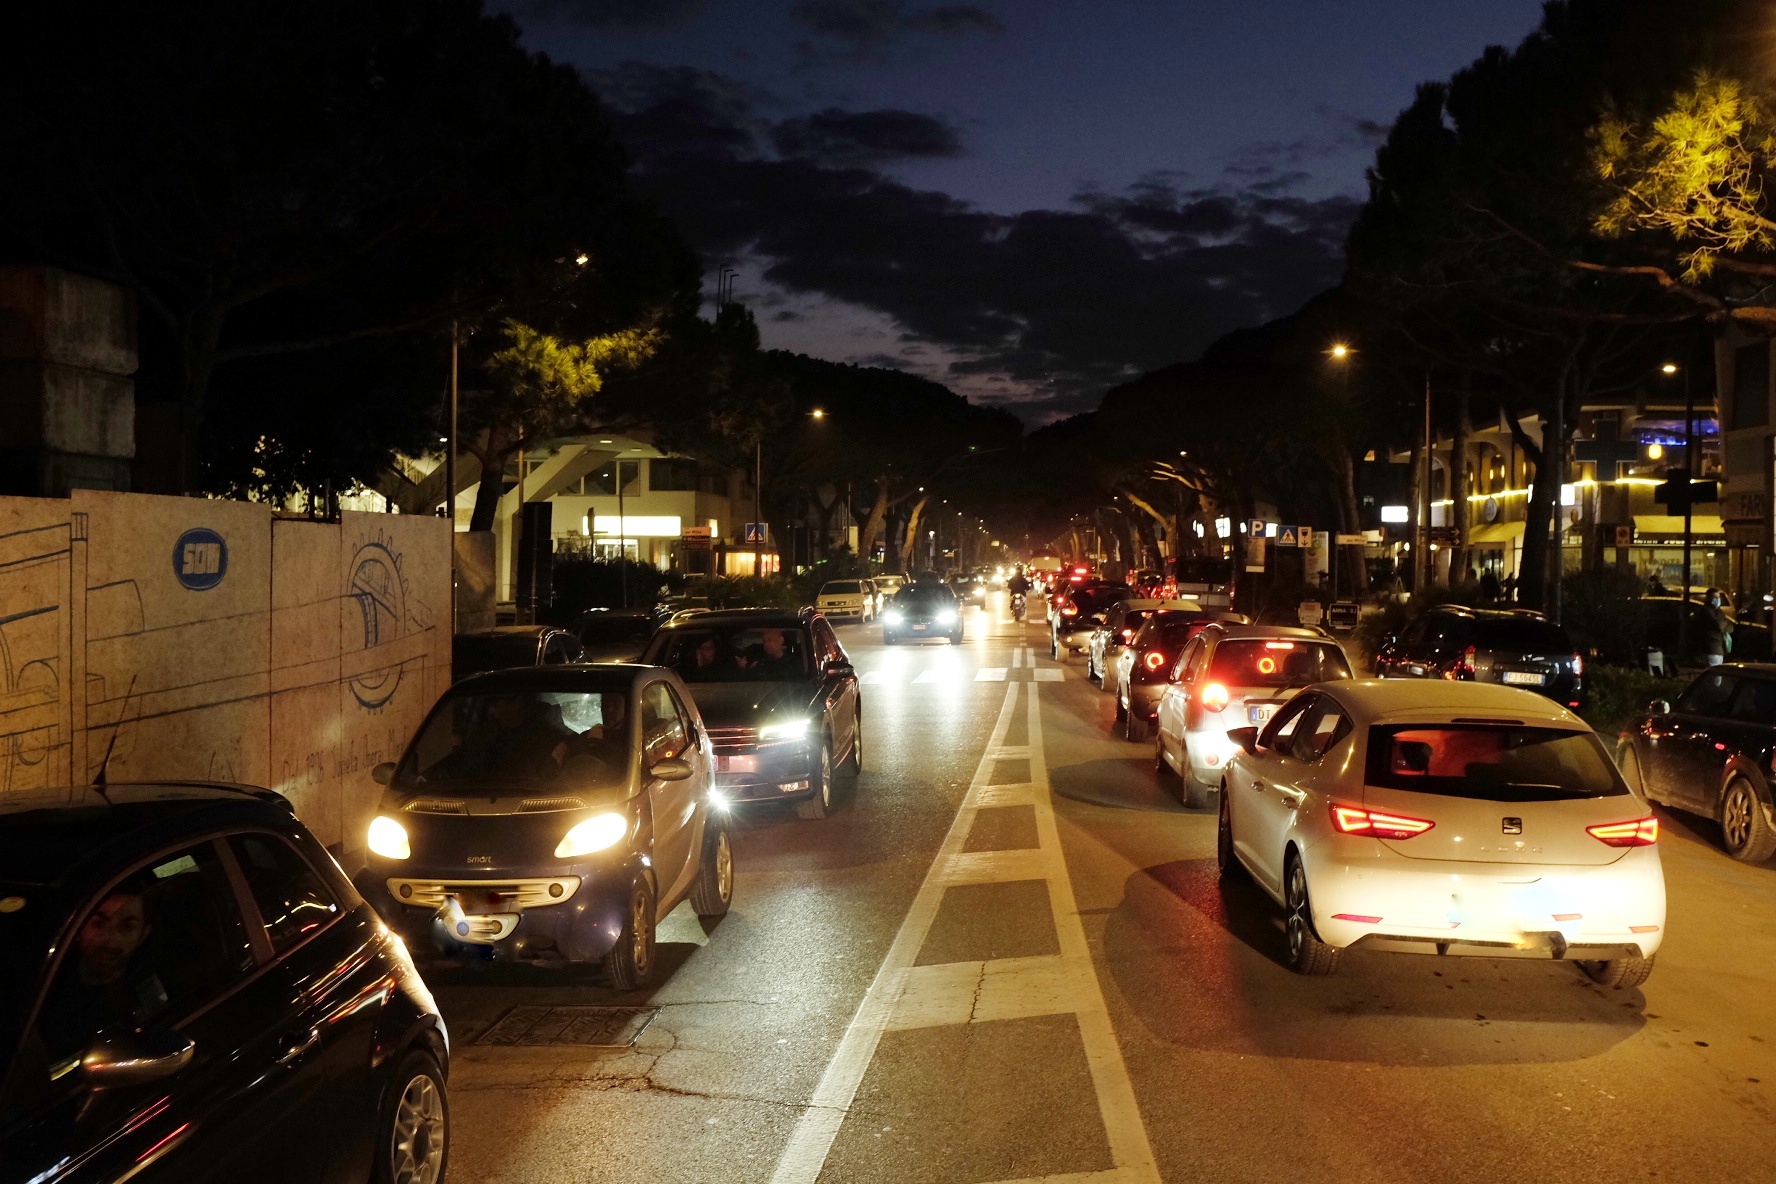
1560,567 -> 1648,668
1346,585 -> 1468,669
549,557 -> 683,619
790,552 -> 871,604
1580,664 -> 1684,739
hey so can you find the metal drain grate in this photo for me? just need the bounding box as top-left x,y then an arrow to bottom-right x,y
474,1005 -> 659,1048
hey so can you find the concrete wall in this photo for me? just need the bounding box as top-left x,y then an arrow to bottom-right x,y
0,491 -> 450,858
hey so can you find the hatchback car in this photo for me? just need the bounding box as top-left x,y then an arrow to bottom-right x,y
453,626 -> 584,681
1113,610 -> 1250,741
1154,624 -> 1353,806
882,584 -> 964,645
1374,606 -> 1584,709
360,665 -> 732,990
1219,681 -> 1665,985
1,783 -> 450,1184
1618,663 -> 1776,862
815,580 -> 874,623
1089,599 -> 1197,697
1051,582 -> 1132,661
642,609 -> 862,819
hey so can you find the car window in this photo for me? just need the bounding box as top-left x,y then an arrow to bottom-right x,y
1258,694 -> 1315,749
642,682 -> 691,762
1728,677 -> 1776,724
1473,618 -> 1573,652
396,688 -> 633,790
651,625 -> 812,681
1676,669 -> 1738,717
1178,637 -> 1209,683
230,835 -> 341,955
1208,640 -> 1351,686
1366,725 -> 1629,802
1288,699 -> 1352,763
1397,618 -> 1428,650
33,844 -> 256,1069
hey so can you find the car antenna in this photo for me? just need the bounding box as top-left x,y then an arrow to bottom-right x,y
91,674 -> 138,795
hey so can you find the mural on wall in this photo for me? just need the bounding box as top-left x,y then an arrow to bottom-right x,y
0,492 -> 450,854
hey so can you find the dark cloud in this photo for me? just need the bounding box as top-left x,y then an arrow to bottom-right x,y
788,1 -> 1001,63
852,352 -> 914,370
772,108 -> 963,164
600,63 -> 1356,415
590,62 -> 773,161
507,0 -> 709,33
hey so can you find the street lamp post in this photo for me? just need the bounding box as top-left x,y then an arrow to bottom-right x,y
1664,362 -> 1697,666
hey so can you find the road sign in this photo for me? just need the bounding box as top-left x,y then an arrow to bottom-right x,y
1335,533 -> 1366,545
1276,526 -> 1299,548
681,526 -> 712,550
1612,524 -> 1634,548
1249,518 -> 1266,538
1297,526 -> 1314,550
744,522 -> 768,544
1327,601 -> 1361,631
1298,600 -> 1324,626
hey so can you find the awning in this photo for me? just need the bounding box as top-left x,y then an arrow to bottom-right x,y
1634,514 -> 1725,541
1468,522 -> 1526,546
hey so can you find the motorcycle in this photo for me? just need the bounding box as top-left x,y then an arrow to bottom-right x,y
1011,592 -> 1027,621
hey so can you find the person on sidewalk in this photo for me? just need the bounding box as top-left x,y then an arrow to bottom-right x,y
1698,588 -> 1734,667
1479,568 -> 1501,604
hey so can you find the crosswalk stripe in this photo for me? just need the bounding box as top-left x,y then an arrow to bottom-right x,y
1033,668 -> 1064,682
975,667 -> 1008,681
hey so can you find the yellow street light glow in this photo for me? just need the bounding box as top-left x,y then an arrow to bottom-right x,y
1329,343 -> 1352,360
1648,443 -> 1664,460
1662,363 -> 1679,375
810,408 -> 826,419
575,253 -> 590,266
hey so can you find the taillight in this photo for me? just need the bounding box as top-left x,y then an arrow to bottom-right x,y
1572,653 -> 1584,676
1330,804 -> 1435,840
1143,651 -> 1166,671
1445,645 -> 1477,681
1062,604 -> 1078,617
1119,628 -> 1134,640
1200,682 -> 1229,712
1587,817 -> 1658,847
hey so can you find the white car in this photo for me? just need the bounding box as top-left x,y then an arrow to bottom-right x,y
1218,680 -> 1665,986
816,579 -> 874,622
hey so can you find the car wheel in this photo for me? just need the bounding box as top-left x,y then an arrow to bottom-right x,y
1217,789 -> 1244,882
1050,636 -> 1059,660
1122,704 -> 1146,743
796,737 -> 835,820
375,1050 -> 449,1184
951,630 -> 963,645
884,632 -> 898,645
605,874 -> 658,990
844,711 -> 863,776
690,822 -> 734,918
1581,954 -> 1655,989
1284,856 -> 1340,976
1721,776 -> 1776,862
1114,693 -> 1127,723
1087,652 -> 1100,682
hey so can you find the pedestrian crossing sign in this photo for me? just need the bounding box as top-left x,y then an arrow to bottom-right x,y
1277,526 -> 1298,548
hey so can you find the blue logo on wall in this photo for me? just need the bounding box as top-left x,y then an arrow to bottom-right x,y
173,528 -> 228,591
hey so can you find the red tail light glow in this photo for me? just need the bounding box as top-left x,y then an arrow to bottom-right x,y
1330,804 -> 1435,840
1119,627 -> 1134,640
1445,645 -> 1477,681
1061,604 -> 1078,616
1199,682 -> 1230,712
1144,650 -> 1167,671
1587,817 -> 1658,847
1572,652 -> 1584,676
1331,913 -> 1382,924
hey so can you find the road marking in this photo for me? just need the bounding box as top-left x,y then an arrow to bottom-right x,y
1034,668 -> 1065,682
976,667 -> 1009,681
767,680 -> 1160,1184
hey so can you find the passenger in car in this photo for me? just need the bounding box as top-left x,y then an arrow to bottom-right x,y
36,882 -> 165,1060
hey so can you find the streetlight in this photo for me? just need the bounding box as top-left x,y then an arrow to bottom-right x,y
1662,361 -> 1697,664
810,407 -> 826,419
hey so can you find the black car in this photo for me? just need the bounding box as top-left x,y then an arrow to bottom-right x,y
1051,582 -> 1133,661
1643,596 -> 1773,666
642,609 -> 862,819
359,664 -> 733,989
453,626 -> 584,681
1374,605 -> 1585,709
571,609 -> 658,663
0,783 -> 449,1184
1618,663 -> 1776,862
881,584 -> 963,645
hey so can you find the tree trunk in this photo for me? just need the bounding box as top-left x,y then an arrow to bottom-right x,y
900,497 -> 928,570
172,307 -> 225,493
857,479 -> 890,562
467,429 -> 515,533
1508,413 -> 1551,612
1448,375 -> 1473,581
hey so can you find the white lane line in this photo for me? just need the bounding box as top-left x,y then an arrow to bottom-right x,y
1034,668 -> 1065,682
858,670 -> 888,685
1025,683 -> 1159,1182
767,681 -> 1027,1184
976,667 -> 1009,682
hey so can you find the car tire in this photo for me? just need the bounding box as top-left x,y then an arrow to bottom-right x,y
951,631 -> 963,645
1721,776 -> 1776,862
844,711 -> 863,776
1050,636 -> 1059,661
795,737 -> 835,820
1581,954 -> 1655,990
884,633 -> 898,645
1123,704 -> 1146,743
1087,652 -> 1100,682
374,1049 -> 449,1184
690,822 -> 734,918
605,874 -> 658,991
1217,789 -> 1244,882
1284,856 -> 1340,976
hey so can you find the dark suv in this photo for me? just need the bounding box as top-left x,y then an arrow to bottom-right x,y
0,783 -> 449,1184
641,609 -> 862,819
1375,605 -> 1585,708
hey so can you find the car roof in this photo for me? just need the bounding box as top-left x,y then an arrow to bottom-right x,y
576,607 -> 654,620
458,625 -> 559,639
1320,679 -> 1585,726
1204,624 -> 1337,642
1425,605 -> 1552,622
657,608 -> 810,629
1712,662 -> 1776,676
451,663 -> 662,692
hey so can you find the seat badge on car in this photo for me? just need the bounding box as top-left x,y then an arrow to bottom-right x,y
1501,818 -> 1523,835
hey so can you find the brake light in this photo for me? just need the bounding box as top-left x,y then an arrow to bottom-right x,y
1263,641 -> 1296,650
1200,682 -> 1229,712
1445,645 -> 1477,681
1062,604 -> 1078,616
1119,628 -> 1134,640
1572,652 -> 1584,676
1330,804 -> 1435,840
1587,817 -> 1658,847
1144,651 -> 1167,671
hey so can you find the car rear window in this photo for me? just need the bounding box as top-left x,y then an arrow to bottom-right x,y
1470,618 -> 1573,652
1366,725 -> 1627,801
1208,640 -> 1350,685
453,635 -> 536,677
1072,588 -> 1127,614
821,581 -> 863,594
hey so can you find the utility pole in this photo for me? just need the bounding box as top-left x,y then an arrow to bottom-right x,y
447,322 -> 458,630
1414,371 -> 1431,594
617,448 -> 627,608
1679,363 -> 1696,666
754,436 -> 763,578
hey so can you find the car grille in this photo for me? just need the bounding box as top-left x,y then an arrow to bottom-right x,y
517,796 -> 588,812
404,798 -> 468,815
386,877 -> 582,909
707,725 -> 759,751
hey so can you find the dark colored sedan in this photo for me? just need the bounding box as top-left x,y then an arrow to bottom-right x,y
359,665 -> 733,989
881,585 -> 963,645
1375,605 -> 1585,709
642,609 -> 862,819
453,626 -> 584,681
0,783 -> 449,1184
1618,663 -> 1776,862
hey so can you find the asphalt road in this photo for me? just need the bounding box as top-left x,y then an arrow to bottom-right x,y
438,598 -> 1776,1184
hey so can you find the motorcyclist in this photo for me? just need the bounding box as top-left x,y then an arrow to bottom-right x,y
1007,567 -> 1031,619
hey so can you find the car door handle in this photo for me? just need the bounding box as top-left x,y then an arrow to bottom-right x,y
1250,779 -> 1266,793
278,1028 -> 320,1067
1275,786 -> 1306,808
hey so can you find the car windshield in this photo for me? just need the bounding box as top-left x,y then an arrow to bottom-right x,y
394,689 -> 632,791
1149,615 -> 1209,646
895,587 -> 954,607
1209,640 -> 1351,685
1116,609 -> 1158,636
821,581 -> 863,595
577,617 -> 653,647
650,625 -> 812,682
1366,725 -> 1628,802
453,635 -> 536,677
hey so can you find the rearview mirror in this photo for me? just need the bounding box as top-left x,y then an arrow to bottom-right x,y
1648,698 -> 1672,716
371,762 -> 396,786
1227,726 -> 1261,756
649,758 -> 694,782
83,1027 -> 195,1089
826,660 -> 855,679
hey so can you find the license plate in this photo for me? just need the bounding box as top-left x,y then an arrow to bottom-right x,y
1248,705 -> 1274,725
912,623 -> 927,631
719,755 -> 758,773
1502,671 -> 1546,686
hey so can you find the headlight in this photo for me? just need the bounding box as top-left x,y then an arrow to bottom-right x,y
884,610 -> 904,625
937,609 -> 958,624
760,718 -> 811,742
368,815 -> 410,860
555,812 -> 629,858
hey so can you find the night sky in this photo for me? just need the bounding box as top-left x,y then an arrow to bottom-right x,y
501,0 -> 1549,420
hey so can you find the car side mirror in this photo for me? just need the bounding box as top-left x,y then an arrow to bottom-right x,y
1648,699 -> 1672,716
826,660 -> 855,679
83,1027 -> 195,1089
649,758 -> 694,782
371,762 -> 396,786
1227,726 -> 1261,756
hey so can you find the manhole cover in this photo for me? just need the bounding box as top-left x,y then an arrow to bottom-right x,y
475,1005 -> 659,1048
